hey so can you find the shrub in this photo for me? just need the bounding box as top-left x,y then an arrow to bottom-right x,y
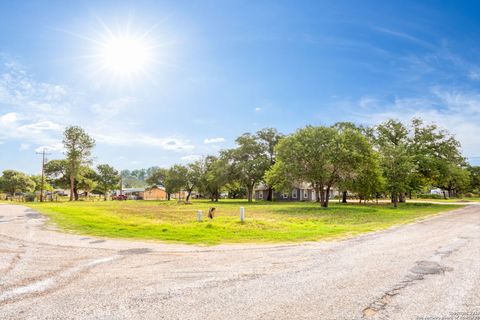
24,193 -> 36,202
416,193 -> 444,199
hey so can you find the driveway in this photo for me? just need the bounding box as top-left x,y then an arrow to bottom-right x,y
0,204 -> 479,319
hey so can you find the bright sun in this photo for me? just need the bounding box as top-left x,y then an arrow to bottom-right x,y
73,20 -> 163,84
98,34 -> 153,77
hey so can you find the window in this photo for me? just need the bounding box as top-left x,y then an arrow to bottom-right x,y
304,192 -> 308,199
292,189 -> 297,198
258,191 -> 263,199
283,193 -> 289,199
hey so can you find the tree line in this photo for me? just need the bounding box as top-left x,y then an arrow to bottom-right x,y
0,126 -> 120,201
1,119 -> 479,207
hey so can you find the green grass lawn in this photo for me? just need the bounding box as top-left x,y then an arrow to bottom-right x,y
18,199 -> 464,245
413,197 -> 480,203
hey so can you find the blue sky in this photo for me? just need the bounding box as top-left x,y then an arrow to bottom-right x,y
2,0 -> 480,173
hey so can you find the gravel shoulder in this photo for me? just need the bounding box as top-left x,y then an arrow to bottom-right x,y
0,203 -> 479,319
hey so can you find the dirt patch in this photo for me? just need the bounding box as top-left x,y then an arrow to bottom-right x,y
411,261 -> 446,275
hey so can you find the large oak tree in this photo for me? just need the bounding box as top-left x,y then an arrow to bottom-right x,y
63,126 -> 95,201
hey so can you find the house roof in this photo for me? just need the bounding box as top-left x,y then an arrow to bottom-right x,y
254,182 -> 339,192
145,185 -> 165,191
254,182 -> 313,191
118,188 -> 145,193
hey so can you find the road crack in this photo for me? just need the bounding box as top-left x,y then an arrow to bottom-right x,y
362,238 -> 468,318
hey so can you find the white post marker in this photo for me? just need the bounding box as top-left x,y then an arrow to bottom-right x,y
197,210 -> 203,222
240,207 -> 245,223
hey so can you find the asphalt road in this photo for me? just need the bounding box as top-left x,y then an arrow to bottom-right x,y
0,204 -> 479,320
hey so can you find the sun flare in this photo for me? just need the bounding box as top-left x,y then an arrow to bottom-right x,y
98,34 -> 152,77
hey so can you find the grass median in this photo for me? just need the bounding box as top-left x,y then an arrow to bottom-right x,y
24,200 -> 463,245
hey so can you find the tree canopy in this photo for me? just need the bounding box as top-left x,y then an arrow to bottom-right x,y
2,119 -> 474,206
63,126 -> 95,201
0,170 -> 36,195
95,164 -> 121,200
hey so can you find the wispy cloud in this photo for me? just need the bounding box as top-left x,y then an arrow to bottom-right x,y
0,57 -> 195,154
94,132 -> 194,151
0,60 -> 72,115
374,27 -> 434,49
350,87 -> 480,160
90,97 -> 136,116
0,112 -> 62,146
204,137 -> 226,144
397,43 -> 480,84
19,143 -> 30,151
180,154 -> 202,162
0,59 -> 70,150
34,143 -> 64,153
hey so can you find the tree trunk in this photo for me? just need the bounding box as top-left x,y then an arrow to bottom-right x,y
319,187 -> 325,206
74,186 -> 79,201
167,193 -> 171,201
69,175 -> 75,201
315,185 -> 321,202
408,191 -> 412,199
267,187 -> 273,201
186,191 -> 191,203
342,191 -> 347,203
399,192 -> 405,203
247,185 -> 254,202
323,186 -> 331,208
393,191 -> 398,208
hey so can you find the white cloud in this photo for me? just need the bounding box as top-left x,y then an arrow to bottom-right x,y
180,155 -> 202,162
373,27 -> 433,49
255,107 -> 262,112
34,143 -> 64,153
94,132 -> 194,151
358,97 -> 378,109
352,87 -> 480,160
0,112 -> 18,126
468,69 -> 480,80
0,59 -> 195,156
0,60 -> 70,151
90,97 -> 136,116
0,112 -> 62,146
204,137 -> 226,144
0,60 -> 71,114
19,143 -> 30,151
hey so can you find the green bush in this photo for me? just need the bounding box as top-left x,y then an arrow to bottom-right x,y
24,193 -> 37,202
416,193 -> 444,199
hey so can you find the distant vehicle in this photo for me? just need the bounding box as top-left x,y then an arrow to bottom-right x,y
112,194 -> 128,200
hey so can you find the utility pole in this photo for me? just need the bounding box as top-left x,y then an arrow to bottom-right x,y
36,149 -> 51,202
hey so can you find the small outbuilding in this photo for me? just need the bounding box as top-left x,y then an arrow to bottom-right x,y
143,186 -> 167,200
